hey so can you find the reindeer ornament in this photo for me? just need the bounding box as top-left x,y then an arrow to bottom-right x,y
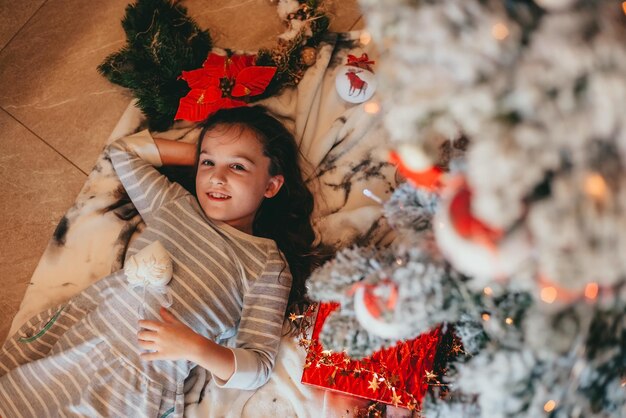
335,53 -> 377,104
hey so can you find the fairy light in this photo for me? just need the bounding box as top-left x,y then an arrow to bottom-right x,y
491,22 -> 510,40
540,286 -> 558,303
584,282 -> 599,300
364,101 -> 381,114
544,400 -> 557,412
584,173 -> 608,201
360,30 -> 372,45
483,287 -> 493,296
622,2 -> 626,15
481,313 -> 491,321
505,317 -> 513,325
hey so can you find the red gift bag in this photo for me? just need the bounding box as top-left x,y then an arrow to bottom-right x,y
301,303 -> 441,411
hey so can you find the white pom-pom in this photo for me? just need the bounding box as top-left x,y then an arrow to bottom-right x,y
124,241 -> 173,287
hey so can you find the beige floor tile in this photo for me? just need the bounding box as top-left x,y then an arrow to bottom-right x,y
0,0 -> 46,50
186,0 -> 362,51
0,0 -> 134,174
0,108 -> 86,343
325,0 -> 362,32
350,15 -> 365,31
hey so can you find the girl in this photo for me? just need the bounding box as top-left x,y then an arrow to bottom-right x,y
0,106 -> 318,417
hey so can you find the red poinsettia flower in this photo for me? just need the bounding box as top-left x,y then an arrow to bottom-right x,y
175,52 -> 277,122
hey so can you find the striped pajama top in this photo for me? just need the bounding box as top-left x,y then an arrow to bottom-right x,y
0,130 -> 292,417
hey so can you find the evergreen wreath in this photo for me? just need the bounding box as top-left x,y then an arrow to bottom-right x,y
98,0 -> 329,131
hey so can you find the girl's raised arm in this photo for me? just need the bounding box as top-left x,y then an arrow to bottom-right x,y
153,138 -> 196,166
107,130 -> 192,223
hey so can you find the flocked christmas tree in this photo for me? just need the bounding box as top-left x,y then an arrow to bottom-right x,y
307,0 -> 625,416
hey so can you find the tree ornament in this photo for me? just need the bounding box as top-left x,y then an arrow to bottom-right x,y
389,150 -> 443,191
124,240 -> 174,318
335,54 -> 377,104
434,177 -> 532,281
301,46 -> 317,66
352,279 -> 406,340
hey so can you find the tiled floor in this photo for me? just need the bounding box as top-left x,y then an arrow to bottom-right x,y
0,0 -> 364,343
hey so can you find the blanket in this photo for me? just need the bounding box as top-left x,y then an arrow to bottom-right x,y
8,31 -> 404,417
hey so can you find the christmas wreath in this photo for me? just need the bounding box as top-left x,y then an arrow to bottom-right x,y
98,0 -> 329,130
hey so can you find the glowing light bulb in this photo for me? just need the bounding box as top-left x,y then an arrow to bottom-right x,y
623,2 -> 626,15
505,317 -> 513,325
360,31 -> 372,45
540,286 -> 558,303
544,400 -> 557,412
483,287 -> 493,296
584,173 -> 608,202
364,101 -> 381,114
491,23 -> 509,40
481,313 -> 491,321
584,282 -> 599,300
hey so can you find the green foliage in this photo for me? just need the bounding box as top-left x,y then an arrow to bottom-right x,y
98,0 -> 212,131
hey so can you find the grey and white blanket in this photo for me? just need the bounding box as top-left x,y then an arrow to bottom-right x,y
8,32 -> 402,417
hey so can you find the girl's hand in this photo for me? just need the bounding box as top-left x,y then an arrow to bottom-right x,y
137,307 -> 206,361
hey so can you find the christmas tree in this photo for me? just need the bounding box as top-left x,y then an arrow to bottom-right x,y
307,0 -> 626,416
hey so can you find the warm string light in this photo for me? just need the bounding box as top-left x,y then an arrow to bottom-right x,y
540,286 -> 558,304
481,313 -> 491,321
622,2 -> 626,15
359,30 -> 372,45
544,399 -> 557,412
483,287 -> 493,296
364,100 -> 381,114
584,282 -> 599,300
491,22 -> 509,40
505,317 -> 514,325
584,172 -> 608,202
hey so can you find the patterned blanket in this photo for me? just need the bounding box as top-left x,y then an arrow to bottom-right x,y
8,31 -> 400,417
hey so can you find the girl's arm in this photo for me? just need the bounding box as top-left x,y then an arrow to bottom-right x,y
107,131 -> 190,223
153,138 -> 196,166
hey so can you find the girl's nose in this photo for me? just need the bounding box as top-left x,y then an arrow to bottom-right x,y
210,167 -> 227,185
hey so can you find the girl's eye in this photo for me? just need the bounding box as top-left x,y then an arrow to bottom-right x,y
201,160 -> 214,166
231,164 -> 246,171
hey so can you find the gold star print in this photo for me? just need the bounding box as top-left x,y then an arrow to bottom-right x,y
451,342 -> 464,355
391,389 -> 402,407
424,370 -> 438,383
289,313 -> 298,322
368,376 -> 379,392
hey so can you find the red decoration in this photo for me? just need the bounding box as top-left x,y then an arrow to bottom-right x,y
448,180 -> 503,250
348,279 -> 398,319
347,53 -> 376,71
389,150 -> 443,191
175,53 -> 277,122
301,303 -> 441,410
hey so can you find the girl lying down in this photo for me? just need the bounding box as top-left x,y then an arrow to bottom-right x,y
0,106 -> 320,417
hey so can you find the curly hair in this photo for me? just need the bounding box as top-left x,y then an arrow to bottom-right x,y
193,106 -> 326,319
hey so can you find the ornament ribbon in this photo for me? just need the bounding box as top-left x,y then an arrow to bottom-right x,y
347,53 -> 375,71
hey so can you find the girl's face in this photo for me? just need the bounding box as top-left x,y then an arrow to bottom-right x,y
195,124 -> 284,234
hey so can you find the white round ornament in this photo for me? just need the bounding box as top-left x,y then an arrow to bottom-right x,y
335,65 -> 377,104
